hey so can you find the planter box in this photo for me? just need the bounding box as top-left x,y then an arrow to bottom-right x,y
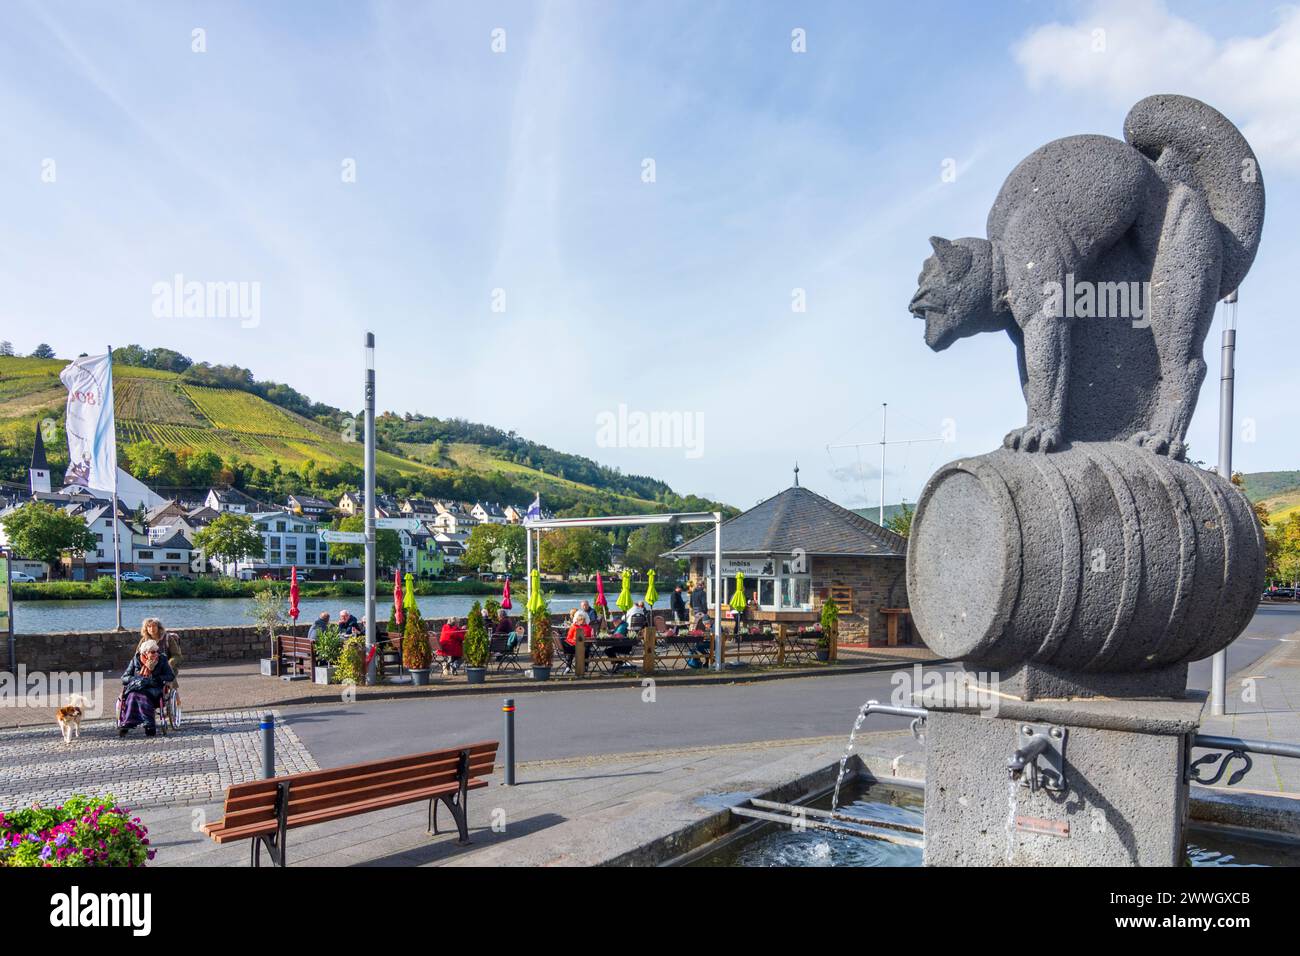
313,665 -> 336,685
409,668 -> 431,686
465,667 -> 487,685
530,665 -> 551,682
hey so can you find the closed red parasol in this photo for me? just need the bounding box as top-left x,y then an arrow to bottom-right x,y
501,576 -> 512,610
289,567 -> 300,622
393,567 -> 404,627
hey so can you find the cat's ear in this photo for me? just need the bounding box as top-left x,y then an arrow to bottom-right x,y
929,236 -> 972,280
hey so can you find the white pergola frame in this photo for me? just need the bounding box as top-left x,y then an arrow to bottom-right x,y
524,511 -> 724,672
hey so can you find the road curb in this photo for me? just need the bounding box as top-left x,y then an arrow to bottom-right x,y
189,657 -> 950,713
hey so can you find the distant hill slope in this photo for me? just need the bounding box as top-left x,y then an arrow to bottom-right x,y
0,355 -> 728,515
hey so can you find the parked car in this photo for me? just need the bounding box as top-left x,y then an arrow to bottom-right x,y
1262,587 -> 1295,600
119,571 -> 153,583
10,571 -> 37,583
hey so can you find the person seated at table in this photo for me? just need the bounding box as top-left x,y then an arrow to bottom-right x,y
509,623 -> 526,652
560,611 -> 592,671
686,614 -> 713,668
438,617 -> 467,674
307,611 -> 331,641
337,610 -> 363,636
604,615 -> 635,670
578,600 -> 601,635
626,601 -> 648,632
119,639 -> 176,738
493,608 -> 513,639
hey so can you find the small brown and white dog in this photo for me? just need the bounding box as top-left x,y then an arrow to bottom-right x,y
56,693 -> 91,744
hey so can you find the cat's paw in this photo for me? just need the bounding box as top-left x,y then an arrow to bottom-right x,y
1128,430 -> 1183,458
1003,422 -> 1061,453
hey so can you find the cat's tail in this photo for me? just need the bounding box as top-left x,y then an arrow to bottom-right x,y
1124,94 -> 1265,299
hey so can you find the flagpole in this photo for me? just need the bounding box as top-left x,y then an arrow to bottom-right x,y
108,346 -> 123,631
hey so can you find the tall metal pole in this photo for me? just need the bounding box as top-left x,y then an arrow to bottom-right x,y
879,402 -> 887,527
364,333 -> 378,685
524,526 -> 533,652
107,346 -> 123,631
713,511 -> 722,673
1210,291 -> 1238,717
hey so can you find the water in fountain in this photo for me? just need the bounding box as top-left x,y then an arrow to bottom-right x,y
830,702 -> 871,811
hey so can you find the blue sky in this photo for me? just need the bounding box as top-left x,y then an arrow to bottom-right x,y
1,0 -> 1297,510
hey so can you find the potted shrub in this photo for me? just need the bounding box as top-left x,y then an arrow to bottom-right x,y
463,601 -> 490,684
402,604 -> 432,685
313,624 -> 343,684
817,599 -> 839,662
530,594 -> 553,681
252,585 -> 287,676
335,635 -> 367,686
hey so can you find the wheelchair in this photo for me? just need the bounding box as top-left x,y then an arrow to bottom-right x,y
115,681 -> 182,735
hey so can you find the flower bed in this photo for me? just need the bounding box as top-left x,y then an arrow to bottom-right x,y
0,795 -> 153,867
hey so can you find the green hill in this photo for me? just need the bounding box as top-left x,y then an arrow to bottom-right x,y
0,354 -> 729,517
1232,471 -> 1300,526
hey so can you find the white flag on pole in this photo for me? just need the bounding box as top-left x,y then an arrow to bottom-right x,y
60,353 -> 117,492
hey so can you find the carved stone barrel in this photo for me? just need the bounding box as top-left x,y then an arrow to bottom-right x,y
906,442 -> 1264,672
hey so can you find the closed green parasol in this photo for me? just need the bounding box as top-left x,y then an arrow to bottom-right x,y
729,572 -> 747,612
527,569 -> 543,615
617,569 -> 633,613
645,569 -> 658,608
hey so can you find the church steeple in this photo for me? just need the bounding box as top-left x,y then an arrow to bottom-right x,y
30,426 -> 51,495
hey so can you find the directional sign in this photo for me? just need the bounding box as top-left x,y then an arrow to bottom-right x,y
321,530 -> 367,544
375,518 -> 422,531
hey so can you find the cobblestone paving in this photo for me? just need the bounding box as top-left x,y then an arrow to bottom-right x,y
0,710 -> 317,811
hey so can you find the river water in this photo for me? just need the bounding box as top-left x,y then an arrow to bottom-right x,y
13,594 -> 601,634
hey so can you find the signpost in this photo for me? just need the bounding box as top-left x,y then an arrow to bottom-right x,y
375,518 -> 421,532
321,530 -> 368,545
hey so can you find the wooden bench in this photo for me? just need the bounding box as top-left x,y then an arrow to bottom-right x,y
276,634 -> 316,677
202,740 -> 499,866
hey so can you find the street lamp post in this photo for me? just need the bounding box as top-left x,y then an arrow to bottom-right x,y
364,333 -> 377,685
1210,291 -> 1238,717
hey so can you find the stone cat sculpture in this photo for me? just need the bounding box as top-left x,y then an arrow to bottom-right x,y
907,94 -> 1264,459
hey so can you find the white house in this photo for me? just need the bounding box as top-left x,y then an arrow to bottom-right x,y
66,503 -> 138,580
211,511 -> 343,579
133,531 -> 195,580
432,502 -> 479,535
471,502 -> 507,525
205,487 -> 269,515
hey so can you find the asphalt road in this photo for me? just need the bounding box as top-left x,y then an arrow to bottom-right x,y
283,605 -> 1300,769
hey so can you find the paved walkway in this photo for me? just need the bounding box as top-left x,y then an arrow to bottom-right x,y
0,644 -> 939,729
0,709 -> 317,811
142,730 -> 921,867
1198,635 -> 1300,793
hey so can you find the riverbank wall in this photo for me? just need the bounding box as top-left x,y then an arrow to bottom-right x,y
8,626 -> 268,673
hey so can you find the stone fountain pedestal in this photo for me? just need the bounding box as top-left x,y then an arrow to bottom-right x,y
919,687 -> 1205,866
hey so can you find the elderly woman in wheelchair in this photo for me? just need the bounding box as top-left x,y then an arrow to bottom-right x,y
117,637 -> 178,738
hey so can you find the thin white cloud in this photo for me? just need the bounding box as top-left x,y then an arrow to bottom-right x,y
1014,0 -> 1300,169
